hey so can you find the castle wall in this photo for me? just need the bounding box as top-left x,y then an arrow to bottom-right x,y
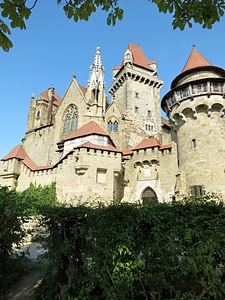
22,125 -> 58,166
16,148 -> 122,204
122,145 -> 177,203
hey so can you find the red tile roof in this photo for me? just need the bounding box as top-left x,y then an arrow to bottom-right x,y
22,156 -> 39,171
122,149 -> 133,156
160,144 -> 172,150
161,117 -> 171,128
182,48 -> 212,73
2,145 -> 28,161
64,121 -> 110,141
1,145 -> 53,171
74,141 -> 121,153
40,89 -> 61,106
128,43 -> 155,71
79,84 -> 87,95
133,138 -> 160,150
114,42 -> 155,72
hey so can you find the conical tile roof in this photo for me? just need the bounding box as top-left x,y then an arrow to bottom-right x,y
182,48 -> 212,73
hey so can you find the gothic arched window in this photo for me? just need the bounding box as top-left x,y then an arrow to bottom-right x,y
63,105 -> 79,133
113,121 -> 118,132
108,120 -> 113,131
108,120 -> 118,132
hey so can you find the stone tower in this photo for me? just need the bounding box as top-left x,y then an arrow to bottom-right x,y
108,43 -> 163,149
26,87 -> 61,133
162,47 -> 225,199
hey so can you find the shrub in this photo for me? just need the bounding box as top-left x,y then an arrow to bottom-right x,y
36,196 -> 225,299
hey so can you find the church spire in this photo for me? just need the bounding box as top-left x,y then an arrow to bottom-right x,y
86,46 -> 106,117
88,46 -> 105,92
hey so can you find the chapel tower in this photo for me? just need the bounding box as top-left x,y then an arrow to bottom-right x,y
162,47 -> 225,199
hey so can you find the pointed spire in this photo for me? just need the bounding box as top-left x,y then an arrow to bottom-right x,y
182,48 -> 212,73
88,46 -> 105,89
93,46 -> 102,71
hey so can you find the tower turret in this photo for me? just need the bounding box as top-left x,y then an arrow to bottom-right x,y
108,43 -> 163,148
162,47 -> 225,199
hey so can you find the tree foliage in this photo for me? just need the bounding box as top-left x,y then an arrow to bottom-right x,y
0,0 -> 225,51
0,183 -> 57,294
36,195 -> 225,299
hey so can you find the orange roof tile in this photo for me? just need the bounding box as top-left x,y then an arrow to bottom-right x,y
133,138 -> 160,150
182,48 -> 212,73
122,149 -> 133,156
74,141 -> 121,153
160,144 -> 172,150
114,43 -> 154,72
79,84 -> 87,95
161,117 -> 171,128
40,89 -> 61,106
128,43 -> 155,71
2,145 -> 28,161
22,156 -> 39,171
64,121 -> 110,141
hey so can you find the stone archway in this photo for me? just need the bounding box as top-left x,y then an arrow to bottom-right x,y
141,187 -> 158,204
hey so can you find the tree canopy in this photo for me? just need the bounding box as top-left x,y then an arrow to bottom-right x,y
0,0 -> 225,51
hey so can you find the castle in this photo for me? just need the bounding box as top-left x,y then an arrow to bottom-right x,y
1,43 -> 225,203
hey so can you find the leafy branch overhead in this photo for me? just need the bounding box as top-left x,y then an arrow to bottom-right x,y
0,0 -> 225,51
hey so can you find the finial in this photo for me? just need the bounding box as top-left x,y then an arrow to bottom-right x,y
192,43 -> 196,49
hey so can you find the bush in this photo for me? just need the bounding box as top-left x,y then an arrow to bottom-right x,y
0,182 -> 57,294
0,186 -> 27,292
36,196 -> 225,299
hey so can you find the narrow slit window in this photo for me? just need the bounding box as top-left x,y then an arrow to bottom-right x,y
192,139 -> 197,148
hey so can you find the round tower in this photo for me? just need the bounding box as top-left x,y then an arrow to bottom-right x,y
162,47 -> 225,199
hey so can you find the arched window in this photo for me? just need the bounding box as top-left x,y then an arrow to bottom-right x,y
113,121 -> 118,132
108,120 -> 118,132
63,105 -> 78,133
141,187 -> 158,205
92,88 -> 99,102
108,120 -> 113,131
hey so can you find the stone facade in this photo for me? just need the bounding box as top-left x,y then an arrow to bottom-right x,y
1,44 -> 224,203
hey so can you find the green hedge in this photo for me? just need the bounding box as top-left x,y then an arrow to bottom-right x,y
36,195 -> 225,300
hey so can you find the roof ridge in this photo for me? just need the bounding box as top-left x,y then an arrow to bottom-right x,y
64,120 -> 109,141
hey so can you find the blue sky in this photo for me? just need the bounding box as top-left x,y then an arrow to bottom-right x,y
1,0 -> 225,159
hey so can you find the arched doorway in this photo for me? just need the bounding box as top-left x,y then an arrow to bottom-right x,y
141,187 -> 158,204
